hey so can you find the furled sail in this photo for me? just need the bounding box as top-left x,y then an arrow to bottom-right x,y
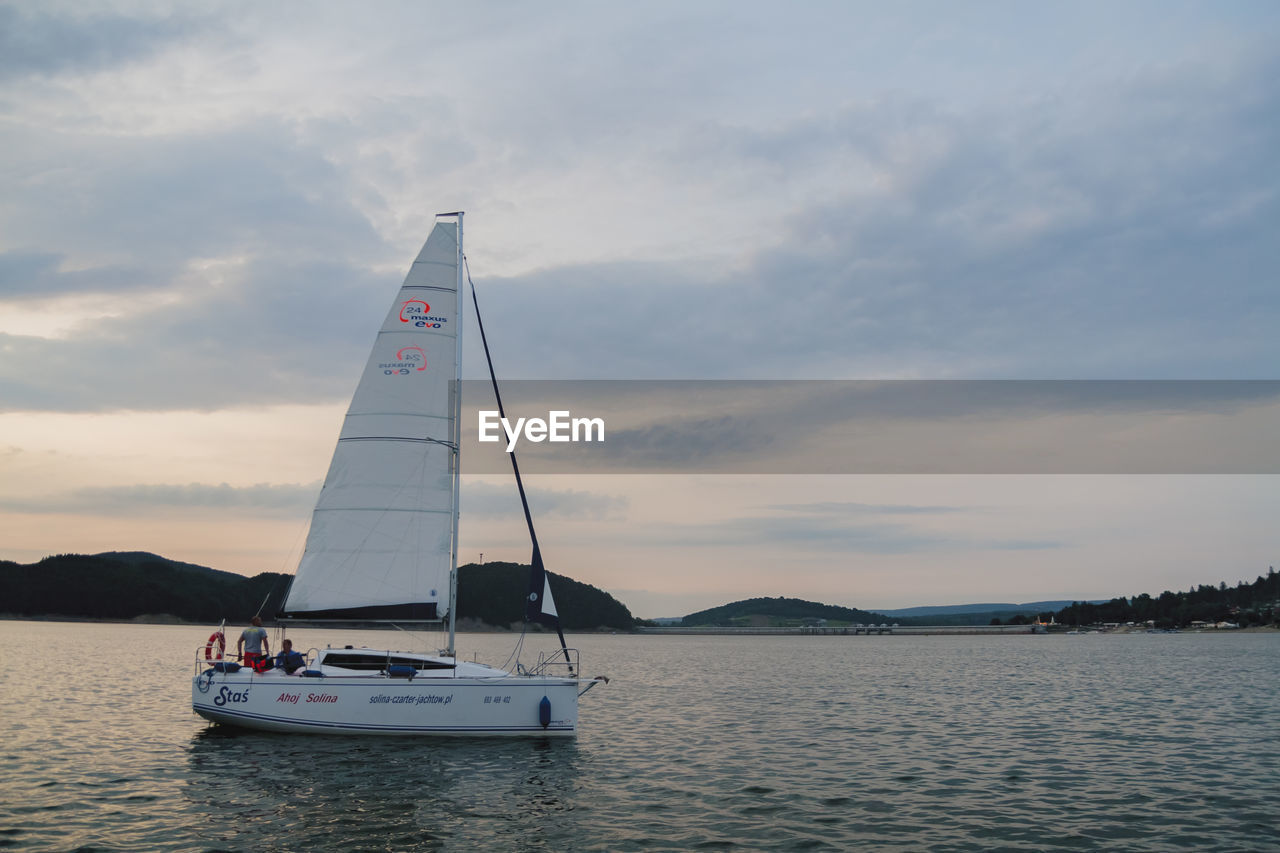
282,222 -> 460,620
525,543 -> 560,626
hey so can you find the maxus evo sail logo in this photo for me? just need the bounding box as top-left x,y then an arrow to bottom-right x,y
399,299 -> 449,329
380,345 -> 427,375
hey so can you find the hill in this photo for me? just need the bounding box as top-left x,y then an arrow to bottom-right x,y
0,552 -> 636,630
681,596 -> 890,627
457,561 -> 634,631
877,601 -> 1083,619
876,601 -> 1108,627
678,570 -> 1280,630
0,552 -> 290,623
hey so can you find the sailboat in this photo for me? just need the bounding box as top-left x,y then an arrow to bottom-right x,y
191,212 -> 605,735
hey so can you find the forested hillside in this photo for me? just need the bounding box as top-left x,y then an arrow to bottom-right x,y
0,552 -> 290,623
678,571 -> 1280,630
0,552 -> 636,630
5,553 -> 1273,631
1046,568 -> 1279,628
456,561 -> 635,631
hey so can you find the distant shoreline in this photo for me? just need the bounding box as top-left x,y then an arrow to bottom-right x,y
5,614 -> 1275,634
638,625 -> 1279,635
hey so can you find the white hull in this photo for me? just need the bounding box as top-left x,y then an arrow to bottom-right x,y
193,670 -> 580,736
192,650 -> 583,736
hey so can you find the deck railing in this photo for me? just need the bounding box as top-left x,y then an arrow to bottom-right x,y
522,647 -> 579,677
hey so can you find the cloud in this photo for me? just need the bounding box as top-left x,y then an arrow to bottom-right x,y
601,414 -> 777,469
0,5 -> 1275,423
462,54 -> 1280,382
2,114 -> 387,269
1,4 -> 1276,617
0,5 -> 208,81
0,252 -> 151,300
0,481 -> 321,516
613,512 -> 1061,554
0,260 -> 383,413
461,480 -> 628,521
0,112 -> 406,413
454,380 -> 1280,475
768,502 -> 965,516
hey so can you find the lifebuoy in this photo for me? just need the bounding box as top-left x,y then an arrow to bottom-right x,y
205,631 -> 226,661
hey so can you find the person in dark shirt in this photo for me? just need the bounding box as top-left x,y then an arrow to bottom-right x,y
274,638 -> 306,674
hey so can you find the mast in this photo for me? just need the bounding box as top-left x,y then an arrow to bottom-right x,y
443,210 -> 464,659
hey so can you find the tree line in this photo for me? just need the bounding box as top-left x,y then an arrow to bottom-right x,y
1029,568 -> 1279,628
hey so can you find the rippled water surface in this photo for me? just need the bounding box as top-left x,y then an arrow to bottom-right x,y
1,622 -> 1278,851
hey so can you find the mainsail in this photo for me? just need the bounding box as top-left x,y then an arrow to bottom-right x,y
282,222 -> 460,620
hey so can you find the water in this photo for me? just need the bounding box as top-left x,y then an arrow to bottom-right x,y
1,622 -> 1277,851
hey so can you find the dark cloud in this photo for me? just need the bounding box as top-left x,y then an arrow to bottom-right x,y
469,55 -> 1280,382
600,415 -> 776,470
0,251 -> 162,300
1,17 -> 1275,419
0,114 -> 413,411
3,117 -> 387,272
0,6 -> 208,80
0,254 -> 391,412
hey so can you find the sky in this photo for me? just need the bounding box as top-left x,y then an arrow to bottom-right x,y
1,1 -> 1277,618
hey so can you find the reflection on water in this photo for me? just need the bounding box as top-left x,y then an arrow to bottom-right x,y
2,621 -> 1279,851
184,729 -> 580,850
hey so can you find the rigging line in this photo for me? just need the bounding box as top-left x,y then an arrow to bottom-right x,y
253,586 -> 277,620
498,622 -> 530,674
466,257 -> 573,672
390,621 -> 432,651
388,620 -> 449,656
